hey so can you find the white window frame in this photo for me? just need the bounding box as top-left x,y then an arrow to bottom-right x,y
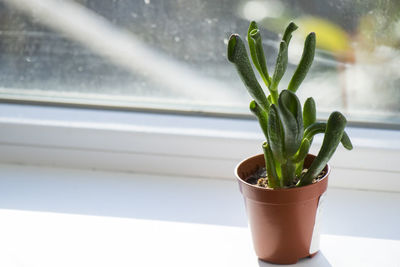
1,102 -> 399,192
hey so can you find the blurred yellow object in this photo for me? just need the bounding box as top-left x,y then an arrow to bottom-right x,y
298,16 -> 351,54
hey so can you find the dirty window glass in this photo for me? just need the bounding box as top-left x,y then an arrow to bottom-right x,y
1,0 -> 400,126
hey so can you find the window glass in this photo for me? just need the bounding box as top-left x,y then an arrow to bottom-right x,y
1,0 -> 400,125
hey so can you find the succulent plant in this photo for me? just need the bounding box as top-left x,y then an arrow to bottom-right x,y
228,21 -> 353,188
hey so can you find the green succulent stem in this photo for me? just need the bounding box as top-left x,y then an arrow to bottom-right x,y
281,159 -> 296,187
295,161 -> 304,177
263,142 -> 280,188
269,90 -> 279,105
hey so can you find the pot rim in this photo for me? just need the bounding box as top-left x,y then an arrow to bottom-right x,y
235,153 -> 331,191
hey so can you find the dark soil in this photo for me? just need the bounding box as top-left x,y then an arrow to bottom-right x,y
246,167 -> 267,185
246,167 -> 326,189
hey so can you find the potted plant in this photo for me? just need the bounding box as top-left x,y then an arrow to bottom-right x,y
228,21 -> 353,264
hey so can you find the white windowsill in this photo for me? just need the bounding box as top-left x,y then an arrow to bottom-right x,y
0,163 -> 399,267
1,102 -> 400,192
1,103 -> 399,265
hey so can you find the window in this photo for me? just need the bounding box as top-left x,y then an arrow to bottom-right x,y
1,0 -> 400,126
0,0 -> 400,194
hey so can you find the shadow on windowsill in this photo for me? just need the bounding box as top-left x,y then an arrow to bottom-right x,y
257,252 -> 332,267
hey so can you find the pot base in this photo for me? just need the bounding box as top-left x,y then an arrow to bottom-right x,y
259,251 -> 318,265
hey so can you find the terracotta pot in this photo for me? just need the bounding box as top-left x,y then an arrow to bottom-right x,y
235,154 -> 330,264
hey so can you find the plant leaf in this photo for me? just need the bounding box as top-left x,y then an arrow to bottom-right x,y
267,104 -> 285,164
250,100 -> 269,140
227,34 -> 270,110
292,138 -> 310,163
282,21 -> 298,46
304,122 -> 353,150
247,23 -> 263,82
247,21 -> 258,41
247,21 -> 270,86
340,130 -> 353,150
250,29 -> 270,86
278,90 -> 303,157
270,41 -> 288,92
269,22 -> 298,92
298,111 -> 347,186
303,97 -> 316,129
287,32 -> 316,93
